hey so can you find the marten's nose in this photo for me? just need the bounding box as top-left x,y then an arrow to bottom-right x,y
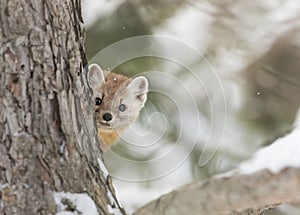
102,112 -> 113,122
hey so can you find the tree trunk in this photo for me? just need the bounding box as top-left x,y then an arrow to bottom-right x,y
0,0 -> 125,214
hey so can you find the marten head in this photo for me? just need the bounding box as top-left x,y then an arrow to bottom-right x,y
88,64 -> 148,131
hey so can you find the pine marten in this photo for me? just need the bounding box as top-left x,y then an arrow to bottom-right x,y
88,64 -> 148,151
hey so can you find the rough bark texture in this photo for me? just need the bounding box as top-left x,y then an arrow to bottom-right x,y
134,168 -> 300,215
0,0 -> 125,214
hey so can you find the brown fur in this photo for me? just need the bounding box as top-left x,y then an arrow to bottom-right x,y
98,130 -> 120,150
88,64 -> 148,151
97,72 -> 131,111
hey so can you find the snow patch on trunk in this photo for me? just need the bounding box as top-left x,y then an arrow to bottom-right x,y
53,191 -> 98,215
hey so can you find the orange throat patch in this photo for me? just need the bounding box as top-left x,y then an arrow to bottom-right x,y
98,129 -> 120,150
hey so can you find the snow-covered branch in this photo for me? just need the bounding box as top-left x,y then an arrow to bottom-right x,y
134,168 -> 300,215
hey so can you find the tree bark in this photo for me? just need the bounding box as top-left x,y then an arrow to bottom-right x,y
134,168 -> 300,215
0,0 -> 125,214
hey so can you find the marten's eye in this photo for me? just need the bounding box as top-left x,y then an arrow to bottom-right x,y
95,97 -> 102,106
119,104 -> 126,112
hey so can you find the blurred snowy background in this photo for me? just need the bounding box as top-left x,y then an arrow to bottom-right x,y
82,0 -> 300,214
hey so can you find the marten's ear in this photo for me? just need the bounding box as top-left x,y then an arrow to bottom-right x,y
127,76 -> 148,94
88,64 -> 105,90
127,76 -> 148,104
